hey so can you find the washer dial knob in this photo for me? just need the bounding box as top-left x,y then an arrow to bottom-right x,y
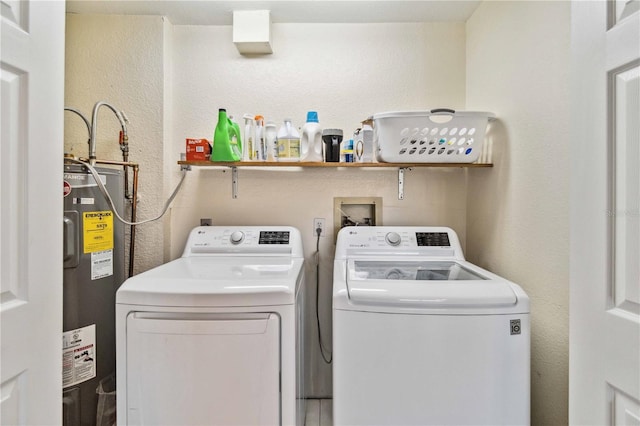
385,232 -> 402,246
230,231 -> 245,245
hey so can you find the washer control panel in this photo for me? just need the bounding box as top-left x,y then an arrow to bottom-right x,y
335,226 -> 463,260
183,226 -> 302,257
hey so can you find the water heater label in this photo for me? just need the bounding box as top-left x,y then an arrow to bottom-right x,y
83,211 -> 114,253
73,197 -> 95,205
62,324 -> 96,388
91,249 -> 113,280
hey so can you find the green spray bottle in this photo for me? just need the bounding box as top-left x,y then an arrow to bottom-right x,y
211,108 -> 242,162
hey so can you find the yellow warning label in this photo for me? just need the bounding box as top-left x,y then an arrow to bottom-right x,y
83,211 -> 113,253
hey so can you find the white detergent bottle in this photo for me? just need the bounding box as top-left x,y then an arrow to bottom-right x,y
300,111 -> 323,162
277,118 -> 301,161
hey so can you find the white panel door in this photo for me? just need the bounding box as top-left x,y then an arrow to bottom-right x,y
0,0 -> 65,424
570,0 -> 640,424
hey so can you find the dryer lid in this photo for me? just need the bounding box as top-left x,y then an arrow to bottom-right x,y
116,257 -> 303,307
346,260 -> 517,308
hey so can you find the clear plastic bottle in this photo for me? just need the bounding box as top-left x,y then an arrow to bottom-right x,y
265,121 -> 278,161
242,114 -> 255,161
277,118 -> 301,161
254,115 -> 265,161
228,115 -> 243,160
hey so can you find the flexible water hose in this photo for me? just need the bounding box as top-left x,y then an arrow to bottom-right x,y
66,158 -> 187,226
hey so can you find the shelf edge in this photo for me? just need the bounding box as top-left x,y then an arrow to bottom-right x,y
177,161 -> 493,168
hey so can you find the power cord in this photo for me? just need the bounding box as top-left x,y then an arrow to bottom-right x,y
315,226 -> 332,364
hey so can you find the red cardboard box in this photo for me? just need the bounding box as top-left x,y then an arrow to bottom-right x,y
186,138 -> 211,161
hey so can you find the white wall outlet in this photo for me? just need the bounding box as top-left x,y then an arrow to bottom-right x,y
313,218 -> 326,237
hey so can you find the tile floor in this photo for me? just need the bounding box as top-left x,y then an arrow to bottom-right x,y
304,399 -> 333,426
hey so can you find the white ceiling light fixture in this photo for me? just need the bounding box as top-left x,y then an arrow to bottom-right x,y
233,10 -> 273,55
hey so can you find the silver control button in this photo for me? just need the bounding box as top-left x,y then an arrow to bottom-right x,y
385,232 -> 401,246
230,231 -> 245,244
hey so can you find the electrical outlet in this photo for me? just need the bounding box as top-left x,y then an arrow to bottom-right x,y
313,218 -> 326,237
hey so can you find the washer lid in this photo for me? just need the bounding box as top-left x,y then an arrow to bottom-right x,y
116,257 -> 303,307
346,260 -> 517,308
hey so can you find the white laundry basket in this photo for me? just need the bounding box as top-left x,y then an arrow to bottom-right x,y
373,109 -> 495,163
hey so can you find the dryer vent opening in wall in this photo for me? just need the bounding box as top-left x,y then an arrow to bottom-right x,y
333,197 -> 382,241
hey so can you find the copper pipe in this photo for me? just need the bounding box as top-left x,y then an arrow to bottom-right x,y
84,158 -> 139,168
129,165 -> 139,277
120,130 -> 132,201
83,158 -> 139,278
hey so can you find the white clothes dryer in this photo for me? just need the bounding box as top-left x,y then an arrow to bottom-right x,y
116,226 -> 306,426
333,226 -> 530,426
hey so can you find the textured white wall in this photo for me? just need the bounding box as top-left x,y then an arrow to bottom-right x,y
465,2 -> 570,425
169,22 -> 468,397
163,18 -> 175,263
65,10 -> 573,413
64,16 -> 468,398
65,14 -> 167,276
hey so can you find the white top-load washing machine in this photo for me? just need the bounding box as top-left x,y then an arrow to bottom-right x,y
116,226 -> 306,426
333,226 -> 530,426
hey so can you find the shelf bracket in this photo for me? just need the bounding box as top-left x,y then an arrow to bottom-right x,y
231,166 -> 238,199
398,168 -> 406,200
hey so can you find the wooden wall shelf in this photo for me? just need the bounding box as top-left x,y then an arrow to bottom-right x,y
178,161 -> 493,168
177,161 -> 492,199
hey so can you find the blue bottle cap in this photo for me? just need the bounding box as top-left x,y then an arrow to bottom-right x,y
306,111 -> 319,123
